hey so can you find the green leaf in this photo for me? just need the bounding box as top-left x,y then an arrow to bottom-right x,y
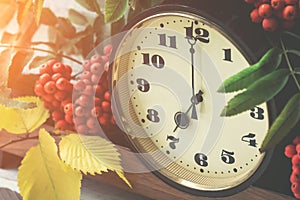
287,49 -> 300,57
260,93 -> 300,152
69,9 -> 88,26
104,0 -> 129,23
218,47 -> 283,93
28,56 -> 55,69
59,134 -> 132,188
40,8 -> 57,25
18,129 -> 82,200
221,68 -> 290,117
295,67 -> 300,75
75,0 -> 101,14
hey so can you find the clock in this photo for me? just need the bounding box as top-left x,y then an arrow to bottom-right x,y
108,0 -> 275,197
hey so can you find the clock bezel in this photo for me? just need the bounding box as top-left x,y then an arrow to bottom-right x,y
108,3 -> 277,197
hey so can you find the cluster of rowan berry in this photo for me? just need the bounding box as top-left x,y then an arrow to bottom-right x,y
34,44 -> 115,134
71,44 -> 115,135
245,0 -> 299,31
284,136 -> 300,199
34,60 -> 75,131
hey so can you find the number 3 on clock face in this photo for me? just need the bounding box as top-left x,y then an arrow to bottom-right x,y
110,7 -> 273,197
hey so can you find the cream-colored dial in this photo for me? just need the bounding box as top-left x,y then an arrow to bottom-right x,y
110,11 -> 271,196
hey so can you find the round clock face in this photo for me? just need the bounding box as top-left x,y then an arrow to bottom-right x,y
110,8 -> 272,197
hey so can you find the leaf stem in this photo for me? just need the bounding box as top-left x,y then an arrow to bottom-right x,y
0,135 -> 39,149
0,43 -> 83,65
280,39 -> 300,91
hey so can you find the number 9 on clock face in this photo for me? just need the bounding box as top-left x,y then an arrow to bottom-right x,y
110,7 -> 273,197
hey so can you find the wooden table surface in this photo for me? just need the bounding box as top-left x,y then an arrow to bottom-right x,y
0,128 -> 295,200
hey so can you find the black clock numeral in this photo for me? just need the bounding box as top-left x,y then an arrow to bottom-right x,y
194,153 -> 208,167
136,78 -> 150,92
250,107 -> 264,120
223,48 -> 233,62
166,135 -> 179,149
142,53 -> 165,69
242,133 -> 258,148
147,109 -> 160,123
221,150 -> 235,164
158,34 -> 177,49
184,23 -> 210,43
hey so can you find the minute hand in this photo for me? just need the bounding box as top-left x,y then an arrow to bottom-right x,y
187,36 -> 198,119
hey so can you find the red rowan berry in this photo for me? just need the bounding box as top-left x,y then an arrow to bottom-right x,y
39,73 -> 51,85
101,56 -> 109,63
91,106 -> 102,118
94,97 -> 102,106
271,0 -> 285,10
64,103 -> 73,115
52,73 -> 63,82
285,144 -> 297,158
34,83 -> 45,96
78,95 -> 90,107
83,85 -> 93,96
90,54 -> 102,64
80,71 -> 92,80
56,119 -> 69,131
76,124 -> 89,134
104,91 -> 111,101
94,85 -> 103,96
282,5 -> 297,20
262,17 -> 279,31
74,80 -> 86,91
52,110 -> 64,121
101,101 -> 111,112
47,59 -> 57,67
64,65 -> 72,75
73,117 -> 85,125
54,90 -> 67,101
52,100 -> 61,108
258,4 -> 273,18
65,113 -> 74,124
290,171 -> 300,183
83,60 -> 91,71
103,44 -> 113,56
75,106 -> 86,117
90,63 -> 102,75
292,155 -> 300,167
293,136 -> 300,145
99,113 -> 110,125
87,117 -> 98,129
52,62 -> 66,74
91,74 -> 100,84
61,99 -> 72,109
44,81 -> 57,94
39,63 -> 52,75
56,77 -> 71,91
284,0 -> 298,4
43,93 -> 55,102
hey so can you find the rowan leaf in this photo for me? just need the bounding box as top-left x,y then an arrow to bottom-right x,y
260,93 -> 300,152
218,47 -> 283,93
39,7 -> 57,25
28,55 -> 55,69
75,0 -> 101,14
221,68 -> 290,117
59,134 -> 132,188
0,96 -> 49,134
68,9 -> 88,26
0,0 -> 16,29
104,0 -> 129,23
18,129 -> 82,200
33,0 -> 44,24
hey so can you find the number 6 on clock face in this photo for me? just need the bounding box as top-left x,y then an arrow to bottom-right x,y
110,5 -> 273,197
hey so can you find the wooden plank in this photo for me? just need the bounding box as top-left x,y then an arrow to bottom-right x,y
0,188 -> 21,200
0,128 -> 294,200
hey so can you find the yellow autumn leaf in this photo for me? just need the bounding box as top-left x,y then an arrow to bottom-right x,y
18,129 -> 82,200
59,134 -> 132,188
0,96 -> 49,134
